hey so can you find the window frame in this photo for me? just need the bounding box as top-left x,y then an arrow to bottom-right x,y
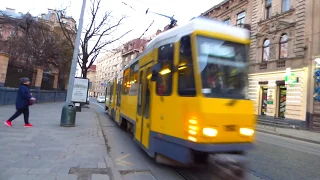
265,0 -> 272,19
178,35 -> 196,97
279,34 -> 289,59
156,43 -> 174,96
282,0 -> 290,12
262,39 -> 270,62
236,11 -> 246,27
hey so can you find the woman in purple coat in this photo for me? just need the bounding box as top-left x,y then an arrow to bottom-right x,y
4,77 -> 36,127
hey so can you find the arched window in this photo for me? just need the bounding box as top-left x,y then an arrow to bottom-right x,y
280,34 -> 288,58
262,39 -> 270,61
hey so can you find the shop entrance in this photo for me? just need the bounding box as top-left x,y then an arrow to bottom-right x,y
278,85 -> 287,118
261,87 -> 268,115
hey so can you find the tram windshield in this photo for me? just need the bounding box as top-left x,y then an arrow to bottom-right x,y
196,35 -> 249,99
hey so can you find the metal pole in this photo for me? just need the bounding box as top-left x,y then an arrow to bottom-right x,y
65,0 -> 87,104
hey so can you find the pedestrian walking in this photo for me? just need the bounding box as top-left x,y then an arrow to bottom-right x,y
4,77 -> 36,127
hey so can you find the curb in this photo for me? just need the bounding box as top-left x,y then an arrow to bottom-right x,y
257,129 -> 320,145
93,107 -> 123,180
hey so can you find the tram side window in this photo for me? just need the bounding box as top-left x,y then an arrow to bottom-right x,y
156,43 -> 174,96
137,71 -> 143,115
178,35 -> 196,96
122,69 -> 130,95
116,78 -> 122,106
129,62 -> 138,96
144,67 -> 151,119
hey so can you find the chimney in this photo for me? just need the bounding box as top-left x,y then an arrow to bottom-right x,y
5,8 -> 15,13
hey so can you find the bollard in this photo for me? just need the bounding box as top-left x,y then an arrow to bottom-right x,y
60,103 -> 76,127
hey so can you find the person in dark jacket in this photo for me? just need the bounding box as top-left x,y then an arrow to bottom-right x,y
4,77 -> 36,127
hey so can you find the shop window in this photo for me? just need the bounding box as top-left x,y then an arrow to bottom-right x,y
261,87 -> 268,115
265,0 -> 272,19
278,85 -> 287,118
178,35 -> 196,96
282,0 -> 290,12
262,39 -> 270,62
279,34 -> 288,59
156,43 -> 174,96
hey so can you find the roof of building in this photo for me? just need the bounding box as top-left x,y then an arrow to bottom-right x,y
200,0 -> 230,16
124,16 -> 250,69
0,9 -> 27,19
88,65 -> 96,72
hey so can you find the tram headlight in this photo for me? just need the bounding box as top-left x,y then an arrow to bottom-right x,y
239,128 -> 255,136
203,128 -> 218,137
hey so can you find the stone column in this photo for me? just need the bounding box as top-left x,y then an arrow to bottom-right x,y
52,72 -> 59,90
34,66 -> 44,90
0,53 -> 10,87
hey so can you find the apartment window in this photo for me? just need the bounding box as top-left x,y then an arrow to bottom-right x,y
236,11 -> 245,27
262,39 -> 270,61
282,0 -> 290,12
279,34 -> 288,58
224,19 -> 231,25
266,0 -> 272,19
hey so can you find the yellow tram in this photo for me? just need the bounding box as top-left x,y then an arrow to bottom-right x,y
105,17 -> 256,165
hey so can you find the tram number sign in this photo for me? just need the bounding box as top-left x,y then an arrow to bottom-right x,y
225,125 -> 236,131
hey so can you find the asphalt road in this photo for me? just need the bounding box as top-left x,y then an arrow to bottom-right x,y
90,98 -> 319,180
247,132 -> 320,180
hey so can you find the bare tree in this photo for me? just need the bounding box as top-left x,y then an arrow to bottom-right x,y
55,0 -> 132,78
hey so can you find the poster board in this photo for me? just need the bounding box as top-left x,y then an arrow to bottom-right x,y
71,78 -> 89,103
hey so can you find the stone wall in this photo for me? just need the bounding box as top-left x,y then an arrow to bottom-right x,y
0,87 -> 66,105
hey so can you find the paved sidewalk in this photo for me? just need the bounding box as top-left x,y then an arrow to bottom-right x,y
256,124 -> 320,144
0,103 -> 112,180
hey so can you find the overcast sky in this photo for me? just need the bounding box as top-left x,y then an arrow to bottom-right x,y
1,0 -> 223,72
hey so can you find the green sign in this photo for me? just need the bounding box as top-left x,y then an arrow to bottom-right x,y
267,101 -> 273,105
285,72 -> 297,87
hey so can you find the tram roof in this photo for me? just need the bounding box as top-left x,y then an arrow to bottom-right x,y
123,17 -> 250,70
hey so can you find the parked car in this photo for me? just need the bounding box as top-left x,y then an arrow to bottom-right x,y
97,96 -> 105,103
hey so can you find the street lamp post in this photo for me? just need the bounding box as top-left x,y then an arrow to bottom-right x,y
65,0 -> 87,103
60,0 -> 87,126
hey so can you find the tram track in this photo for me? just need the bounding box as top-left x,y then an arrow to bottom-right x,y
171,154 -> 266,180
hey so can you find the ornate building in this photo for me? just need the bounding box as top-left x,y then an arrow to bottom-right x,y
202,0 -> 311,129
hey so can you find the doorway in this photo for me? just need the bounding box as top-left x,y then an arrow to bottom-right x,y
278,86 -> 287,118
261,87 -> 268,115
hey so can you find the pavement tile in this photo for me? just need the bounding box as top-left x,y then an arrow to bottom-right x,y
4,168 -> 30,174
0,103 -> 113,179
56,174 -> 78,180
9,174 -> 36,180
91,174 -> 110,180
33,174 -> 57,180
28,168 -> 52,175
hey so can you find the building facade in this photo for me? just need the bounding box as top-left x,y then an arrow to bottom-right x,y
0,8 -> 76,90
121,38 -> 148,70
201,0 -> 310,129
87,65 -> 96,97
95,48 -> 123,97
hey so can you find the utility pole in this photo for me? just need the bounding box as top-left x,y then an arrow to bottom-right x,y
65,0 -> 87,103
60,0 -> 86,127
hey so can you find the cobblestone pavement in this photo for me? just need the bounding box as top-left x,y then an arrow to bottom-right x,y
247,132 -> 320,180
0,103 -> 112,180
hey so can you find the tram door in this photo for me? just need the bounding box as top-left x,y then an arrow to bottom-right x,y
135,67 -> 152,148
